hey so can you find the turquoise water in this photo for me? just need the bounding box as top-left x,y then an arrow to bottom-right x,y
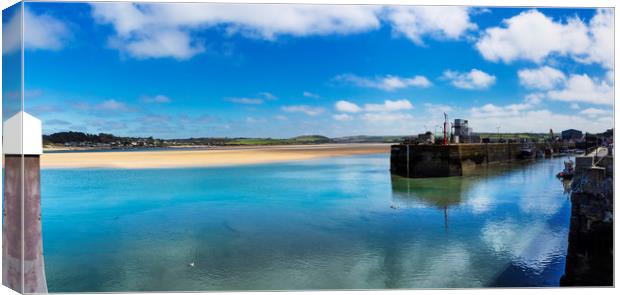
41,153 -> 571,291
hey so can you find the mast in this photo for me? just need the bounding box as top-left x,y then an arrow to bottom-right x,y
443,113 -> 448,145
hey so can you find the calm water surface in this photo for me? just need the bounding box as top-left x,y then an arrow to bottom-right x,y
41,153 -> 571,291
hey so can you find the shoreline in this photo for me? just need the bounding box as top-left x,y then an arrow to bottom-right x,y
41,143 -> 391,169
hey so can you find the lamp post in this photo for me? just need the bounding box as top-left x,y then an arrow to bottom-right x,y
496,126 -> 501,142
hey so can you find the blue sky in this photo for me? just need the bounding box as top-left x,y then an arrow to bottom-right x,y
3,2 -> 614,138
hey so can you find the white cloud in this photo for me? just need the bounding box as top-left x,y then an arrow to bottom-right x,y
332,99 -> 414,124
333,114 -> 354,121
245,116 -> 266,124
580,107 -> 609,118
90,3 -> 381,59
335,99 -> 413,114
24,8 -> 71,51
364,99 -> 413,112
524,93 -> 544,105
95,99 -> 129,111
518,66 -> 566,90
578,9 -> 613,69
605,70 -> 614,83
517,68 -> 613,107
471,102 -> 534,118
45,119 -> 72,126
259,92 -> 277,100
109,27 -> 204,60
546,74 -> 613,105
2,9 -> 21,54
88,4 -> 481,59
475,9 -> 613,69
226,92 -> 276,105
475,10 -> 588,64
442,69 -> 496,89
303,91 -> 320,98
468,98 -> 611,133
384,6 -> 476,44
424,103 -> 453,114
335,100 -> 362,113
227,97 -> 264,105
142,94 -> 171,103
3,7 -> 71,54
334,73 -> 431,91
281,105 -> 325,116
362,112 -> 413,123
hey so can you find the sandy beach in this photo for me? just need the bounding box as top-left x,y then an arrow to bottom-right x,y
41,143 -> 391,169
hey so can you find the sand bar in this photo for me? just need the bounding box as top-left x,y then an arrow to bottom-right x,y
41,143 -> 391,169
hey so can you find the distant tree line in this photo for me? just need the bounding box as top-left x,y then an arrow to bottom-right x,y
43,131 -> 158,146
42,132 -> 400,147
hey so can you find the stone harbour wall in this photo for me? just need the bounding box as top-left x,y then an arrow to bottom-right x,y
390,143 -> 568,178
560,156 -> 613,286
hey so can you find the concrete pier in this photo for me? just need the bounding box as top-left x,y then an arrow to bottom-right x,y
390,142 -> 569,178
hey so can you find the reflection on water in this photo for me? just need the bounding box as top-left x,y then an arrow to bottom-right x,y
41,154 -> 571,291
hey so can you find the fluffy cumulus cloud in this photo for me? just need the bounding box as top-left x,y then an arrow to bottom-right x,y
476,9 -> 613,68
333,74 -> 431,91
517,66 -> 613,106
90,3 -> 381,59
518,66 -> 566,90
524,93 -> 545,105
383,6 -> 476,44
442,69 -> 496,89
2,8 -> 21,54
335,100 -> 362,113
579,9 -> 614,69
335,99 -> 412,113
89,3 -> 482,60
3,7 -> 71,54
364,99 -> 413,112
25,8 -> 71,51
468,95 -> 611,132
546,74 -> 613,105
